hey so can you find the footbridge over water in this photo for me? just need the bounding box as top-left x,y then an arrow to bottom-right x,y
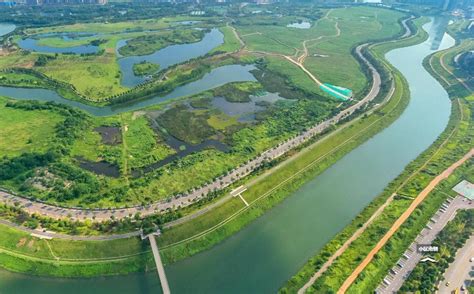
147,233 -> 171,294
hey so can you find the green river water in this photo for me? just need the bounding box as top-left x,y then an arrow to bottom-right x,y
0,18 -> 455,293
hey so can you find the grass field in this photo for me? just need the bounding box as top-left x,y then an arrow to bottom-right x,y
210,26 -> 241,53
304,7 -> 404,96
35,37 -> 96,48
37,53 -> 127,101
0,222 -> 154,277
0,96 -> 63,158
237,7 -> 404,97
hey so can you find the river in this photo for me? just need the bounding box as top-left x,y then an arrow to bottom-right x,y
0,23 -> 15,37
0,19 -> 455,293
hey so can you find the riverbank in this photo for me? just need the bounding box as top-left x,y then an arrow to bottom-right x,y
0,13 -> 415,278
286,21 -> 473,294
344,22 -> 474,294
280,16 -> 432,293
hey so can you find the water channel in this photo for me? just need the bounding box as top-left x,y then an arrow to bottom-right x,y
0,23 -> 16,37
17,32 -> 100,54
0,64 -> 257,116
0,19 -> 455,293
117,28 -> 224,87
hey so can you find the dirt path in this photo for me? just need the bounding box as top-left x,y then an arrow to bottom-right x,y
229,23 -> 245,48
337,148 -> 474,293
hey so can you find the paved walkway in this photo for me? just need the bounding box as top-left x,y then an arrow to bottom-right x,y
338,148 -> 474,293
376,196 -> 474,293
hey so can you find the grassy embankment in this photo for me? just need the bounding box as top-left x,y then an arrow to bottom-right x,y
0,223 -> 154,277
345,21 -> 474,293
424,38 -> 473,99
210,25 -> 242,53
345,98 -> 472,293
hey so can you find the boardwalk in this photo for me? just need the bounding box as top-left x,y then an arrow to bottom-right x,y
149,234 -> 171,294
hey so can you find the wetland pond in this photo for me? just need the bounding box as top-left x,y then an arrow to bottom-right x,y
18,32 -> 100,54
116,28 -> 224,87
0,19 -> 456,294
0,64 -> 257,116
16,28 -> 224,87
0,23 -> 16,36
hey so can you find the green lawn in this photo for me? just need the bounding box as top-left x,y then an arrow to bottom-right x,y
305,7 -> 404,96
37,52 -> 127,101
123,114 -> 175,170
36,37 -> 96,48
132,61 -> 160,76
0,97 -> 63,158
211,26 -> 242,53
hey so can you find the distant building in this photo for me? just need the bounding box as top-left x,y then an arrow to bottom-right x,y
0,1 -> 17,6
398,0 -> 472,10
398,0 -> 444,6
23,0 -> 107,5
